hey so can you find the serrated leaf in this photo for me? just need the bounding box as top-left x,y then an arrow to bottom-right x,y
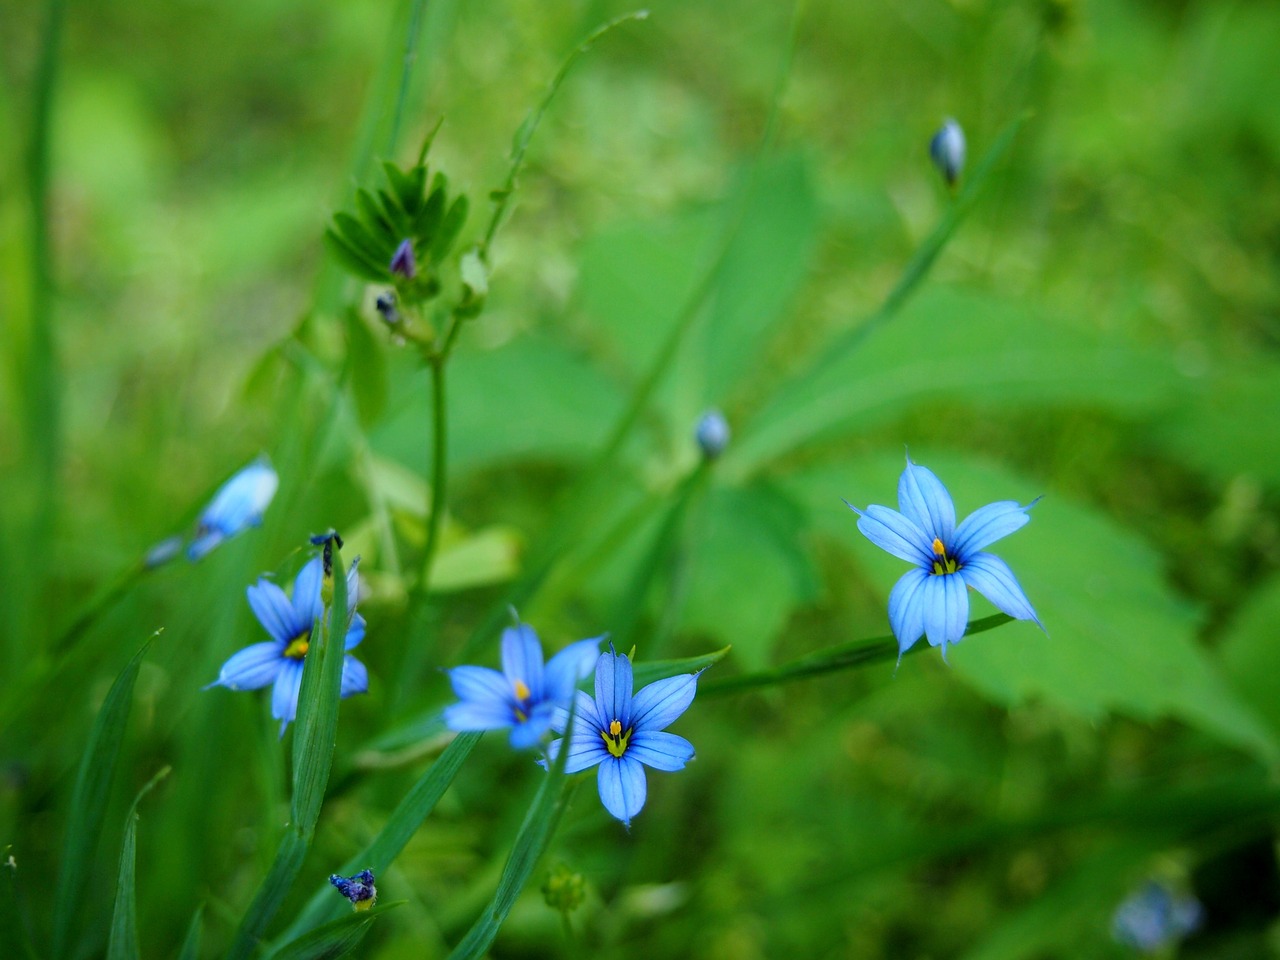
324,228 -> 389,282
786,454 -> 1280,764
53,636 -> 153,960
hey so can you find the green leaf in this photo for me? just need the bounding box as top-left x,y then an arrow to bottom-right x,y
354,187 -> 402,245
431,193 -> 469,261
52,635 -> 153,960
107,767 -> 170,960
446,716 -> 575,959
333,212 -> 393,265
633,646 -> 732,689
176,904 -> 204,960
786,454 -> 1280,764
1220,574 -> 1280,739
383,160 -> 421,215
414,184 -> 445,246
344,310 -> 389,429
269,903 -> 402,960
226,547 -> 351,960
680,484 -> 820,669
324,228 -> 389,282
275,731 -> 481,943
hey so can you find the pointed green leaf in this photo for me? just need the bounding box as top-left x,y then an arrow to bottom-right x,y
176,904 -> 204,960
269,903 -> 402,960
632,646 -> 732,689
53,635 -> 154,960
333,212 -> 393,264
107,767 -> 169,960
414,182 -> 446,245
355,188 -> 402,245
431,194 -> 469,261
324,228 -> 389,282
383,160 -> 421,216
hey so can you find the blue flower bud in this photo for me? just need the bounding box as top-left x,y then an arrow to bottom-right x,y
330,869 -> 377,911
187,458 -> 278,561
390,239 -> 416,280
695,409 -> 730,459
1111,882 -> 1203,952
144,535 -> 184,569
929,118 -> 966,186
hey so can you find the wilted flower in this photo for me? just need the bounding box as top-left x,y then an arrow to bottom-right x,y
329,869 -> 377,911
695,409 -> 731,460
929,118 -> 966,186
547,647 -> 699,828
1112,882 -> 1203,953
374,291 -> 399,326
847,457 -> 1041,660
187,459 -> 278,561
389,239 -> 416,279
206,555 -> 367,735
444,621 -> 601,749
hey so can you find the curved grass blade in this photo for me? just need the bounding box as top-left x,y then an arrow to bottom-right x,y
107,766 -> 170,960
276,731 -> 482,943
445,710 -> 577,960
701,615 -> 1013,697
269,902 -> 403,960
728,115 -> 1029,475
633,646 -> 731,690
226,546 -> 350,960
1,846 -> 41,960
52,633 -> 155,960
176,904 -> 205,960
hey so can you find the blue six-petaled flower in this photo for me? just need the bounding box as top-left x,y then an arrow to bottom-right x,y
444,622 -> 601,750
547,647 -> 699,828
207,556 -> 367,735
847,457 -> 1042,660
187,458 -> 279,561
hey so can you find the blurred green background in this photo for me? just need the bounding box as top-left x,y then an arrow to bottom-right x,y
3,0 -> 1280,956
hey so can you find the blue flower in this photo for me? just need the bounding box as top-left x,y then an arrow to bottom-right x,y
389,238 -> 416,279
547,647 -> 699,828
187,458 -> 279,561
444,622 -> 601,749
329,869 -> 377,911
847,457 -> 1041,660
929,117 -> 966,186
207,556 -> 367,735
1112,882 -> 1203,952
694,409 -> 731,460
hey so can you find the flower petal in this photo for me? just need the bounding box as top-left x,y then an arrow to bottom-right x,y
198,460 -> 278,535
546,725 -> 609,774
247,579 -> 296,644
628,731 -> 695,771
271,660 -> 304,735
897,459 -> 956,542
852,505 -> 932,566
291,558 -> 325,633
594,650 -> 633,728
888,568 -> 929,658
208,642 -> 282,691
447,665 -> 511,706
544,636 -> 604,700
509,702 -> 556,750
952,499 -> 1036,560
961,552 -> 1041,625
630,673 -> 698,733
444,700 -> 514,732
922,572 -> 969,656
340,655 -> 368,698
597,755 -> 647,825
501,623 -> 545,700
344,613 -> 366,650
185,531 -> 224,562
552,691 -> 603,735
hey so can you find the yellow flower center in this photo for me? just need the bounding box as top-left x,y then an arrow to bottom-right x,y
929,538 -> 959,576
284,635 -> 310,659
513,679 -> 530,701
601,718 -> 631,758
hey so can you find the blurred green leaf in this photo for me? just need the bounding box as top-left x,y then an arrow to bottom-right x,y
53,635 -> 153,960
787,454 -> 1280,764
681,484 -> 820,669
107,767 -> 169,960
345,310 -> 389,429
431,194 -> 469,261
176,905 -> 204,960
324,228 -> 388,282
269,903 -> 402,960
1220,574 -> 1280,739
633,645 -> 732,689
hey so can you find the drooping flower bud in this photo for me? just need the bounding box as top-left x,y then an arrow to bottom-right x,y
929,118 -> 966,186
695,409 -> 731,460
330,869 -> 377,911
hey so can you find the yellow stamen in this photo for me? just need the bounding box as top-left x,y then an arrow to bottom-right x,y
609,719 -> 622,737
284,637 -> 310,659
601,719 -> 631,758
931,537 -> 946,556
513,679 -> 530,701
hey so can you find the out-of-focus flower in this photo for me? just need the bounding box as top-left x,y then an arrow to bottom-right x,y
546,647 -> 699,828
444,621 -> 601,749
847,456 -> 1041,661
329,869 -> 377,911
542,863 -> 586,915
1112,881 -> 1203,953
929,118 -> 966,186
144,536 -> 184,569
389,239 -> 416,280
187,459 -> 278,562
374,291 -> 400,327
695,409 -> 731,460
206,556 -> 367,735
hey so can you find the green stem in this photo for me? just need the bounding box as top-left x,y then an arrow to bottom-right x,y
420,355 -> 449,592
387,0 -> 431,156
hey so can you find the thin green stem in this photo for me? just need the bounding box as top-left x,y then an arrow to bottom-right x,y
387,0 -> 431,156
420,355 -> 449,592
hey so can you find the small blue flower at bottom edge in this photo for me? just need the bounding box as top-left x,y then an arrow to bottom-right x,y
187,458 -> 279,561
444,622 -> 602,750
546,647 -> 699,829
206,556 -> 367,736
330,869 -> 377,911
846,456 -> 1042,661
1111,881 -> 1203,952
